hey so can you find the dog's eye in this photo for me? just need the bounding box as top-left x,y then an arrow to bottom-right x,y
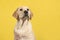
20,9 -> 22,11
27,9 -> 29,11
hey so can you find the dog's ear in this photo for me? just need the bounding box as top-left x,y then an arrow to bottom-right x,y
30,11 -> 33,20
12,9 -> 19,21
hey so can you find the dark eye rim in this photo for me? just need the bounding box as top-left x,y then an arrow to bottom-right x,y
27,9 -> 29,11
20,8 -> 22,11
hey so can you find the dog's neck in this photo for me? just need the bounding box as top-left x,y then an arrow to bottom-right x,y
17,19 -> 29,29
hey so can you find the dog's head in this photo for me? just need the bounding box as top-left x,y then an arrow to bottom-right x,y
13,6 -> 33,21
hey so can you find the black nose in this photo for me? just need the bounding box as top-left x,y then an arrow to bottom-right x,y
24,11 -> 28,16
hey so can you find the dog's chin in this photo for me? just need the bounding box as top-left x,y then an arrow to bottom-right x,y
22,16 -> 29,21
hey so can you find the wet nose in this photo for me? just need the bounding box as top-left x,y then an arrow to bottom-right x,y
24,10 -> 28,16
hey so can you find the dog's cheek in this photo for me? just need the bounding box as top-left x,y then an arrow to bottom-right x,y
30,11 -> 33,20
28,11 -> 31,19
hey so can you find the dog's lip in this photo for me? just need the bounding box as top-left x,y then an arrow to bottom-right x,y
24,15 -> 29,17
23,15 -> 29,18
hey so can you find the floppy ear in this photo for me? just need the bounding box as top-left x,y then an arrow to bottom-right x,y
30,11 -> 33,20
12,9 -> 19,21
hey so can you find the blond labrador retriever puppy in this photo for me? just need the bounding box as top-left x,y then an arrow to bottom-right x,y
13,6 -> 35,40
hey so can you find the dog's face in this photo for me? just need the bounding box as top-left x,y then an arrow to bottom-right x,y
13,6 -> 33,21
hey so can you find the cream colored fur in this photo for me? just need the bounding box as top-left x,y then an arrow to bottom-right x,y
13,6 -> 35,40
14,19 -> 35,40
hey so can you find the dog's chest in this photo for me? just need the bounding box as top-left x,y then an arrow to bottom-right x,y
15,20 -> 32,34
14,20 -> 35,40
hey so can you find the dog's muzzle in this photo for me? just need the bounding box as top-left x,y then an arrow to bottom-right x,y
23,10 -> 29,20
24,10 -> 28,16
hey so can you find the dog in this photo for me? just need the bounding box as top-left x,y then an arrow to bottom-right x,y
13,6 -> 35,40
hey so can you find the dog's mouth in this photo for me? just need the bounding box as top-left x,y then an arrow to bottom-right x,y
22,15 -> 29,20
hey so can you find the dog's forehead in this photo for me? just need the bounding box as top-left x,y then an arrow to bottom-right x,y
19,6 -> 29,9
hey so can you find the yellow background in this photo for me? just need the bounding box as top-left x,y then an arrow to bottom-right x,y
0,0 -> 60,40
